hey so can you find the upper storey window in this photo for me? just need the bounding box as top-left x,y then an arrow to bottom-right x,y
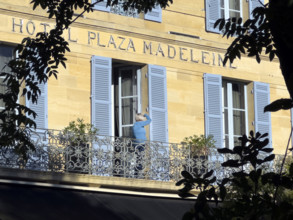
220,0 -> 241,19
92,0 -> 162,23
0,45 -> 14,115
205,0 -> 264,33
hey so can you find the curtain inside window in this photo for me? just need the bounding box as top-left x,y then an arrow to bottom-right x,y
232,83 -> 245,144
229,0 -> 241,18
121,70 -> 134,137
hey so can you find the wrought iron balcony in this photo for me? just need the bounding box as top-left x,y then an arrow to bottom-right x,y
0,128 -> 285,182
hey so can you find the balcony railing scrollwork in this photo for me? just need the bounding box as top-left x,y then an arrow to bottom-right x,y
0,128 -> 285,182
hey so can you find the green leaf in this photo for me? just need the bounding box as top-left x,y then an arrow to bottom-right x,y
222,159 -> 240,167
263,154 -> 275,162
203,170 -> 214,179
181,171 -> 193,180
264,98 -> 293,112
265,45 -> 272,54
260,148 -> 273,153
175,179 -> 186,186
220,185 -> 226,200
214,18 -> 222,29
217,148 -> 234,154
256,54 -> 261,63
237,17 -> 243,25
233,146 -> 243,155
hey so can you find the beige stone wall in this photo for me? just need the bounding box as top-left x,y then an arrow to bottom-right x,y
0,0 -> 290,154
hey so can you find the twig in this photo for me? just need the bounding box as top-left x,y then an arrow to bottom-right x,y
258,0 -> 265,7
63,0 -> 104,30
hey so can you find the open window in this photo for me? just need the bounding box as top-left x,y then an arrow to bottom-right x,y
204,73 -> 271,149
0,45 -> 14,116
113,63 -> 141,138
205,0 -> 263,33
92,0 -> 162,22
91,56 -> 168,143
222,80 -> 248,149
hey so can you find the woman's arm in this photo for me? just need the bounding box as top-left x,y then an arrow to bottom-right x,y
138,114 -> 151,126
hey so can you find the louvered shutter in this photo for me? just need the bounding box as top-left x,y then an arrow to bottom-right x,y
26,74 -> 48,130
254,82 -> 272,147
144,5 -> 162,23
91,56 -> 112,136
204,73 -> 223,148
205,0 -> 221,33
92,0 -> 110,12
249,0 -> 264,19
148,65 -> 168,143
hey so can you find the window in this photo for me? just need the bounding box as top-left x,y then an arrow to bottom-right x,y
113,64 -> 141,137
91,56 -> 168,142
222,81 -> 248,149
0,45 -> 47,130
220,0 -> 242,19
0,45 -> 14,119
205,0 -> 264,33
92,0 -> 162,23
204,73 -> 271,149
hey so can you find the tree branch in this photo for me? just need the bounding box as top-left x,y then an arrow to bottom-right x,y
63,0 -> 103,30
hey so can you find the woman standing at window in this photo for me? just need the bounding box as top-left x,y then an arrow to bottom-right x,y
132,113 -> 151,176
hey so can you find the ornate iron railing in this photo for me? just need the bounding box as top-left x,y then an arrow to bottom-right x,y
0,128 -> 286,182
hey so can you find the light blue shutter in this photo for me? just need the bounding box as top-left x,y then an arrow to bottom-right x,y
254,82 -> 272,147
249,0 -> 264,19
91,55 -> 112,136
148,65 -> 168,142
204,73 -> 223,148
26,75 -> 48,130
205,0 -> 221,33
92,0 -> 110,12
144,5 -> 162,23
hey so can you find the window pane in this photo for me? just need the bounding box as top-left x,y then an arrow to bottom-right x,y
232,83 -> 245,109
225,135 -> 229,148
229,0 -> 240,10
221,9 -> 225,19
223,81 -> 228,107
234,136 -> 242,147
229,11 -> 240,19
122,126 -> 133,138
122,97 -> 137,125
224,109 -> 229,135
233,110 -> 246,136
221,0 -> 225,8
121,69 -> 135,97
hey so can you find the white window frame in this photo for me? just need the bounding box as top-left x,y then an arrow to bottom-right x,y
221,0 -> 243,19
112,66 -> 141,137
222,81 -> 248,149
